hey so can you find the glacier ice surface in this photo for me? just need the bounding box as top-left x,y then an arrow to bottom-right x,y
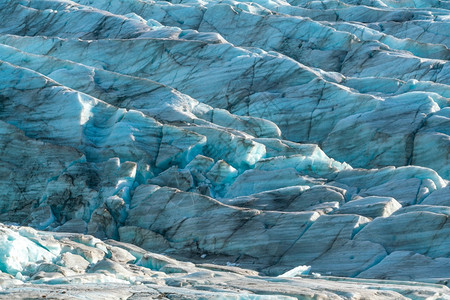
0,0 -> 450,297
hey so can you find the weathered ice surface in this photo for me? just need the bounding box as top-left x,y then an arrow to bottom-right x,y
0,224 -> 449,299
0,0 -> 449,297
334,196 -> 402,218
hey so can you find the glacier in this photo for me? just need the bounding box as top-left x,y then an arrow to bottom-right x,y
0,0 -> 449,298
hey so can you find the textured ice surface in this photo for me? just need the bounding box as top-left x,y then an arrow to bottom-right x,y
0,224 -> 448,299
0,0 -> 450,297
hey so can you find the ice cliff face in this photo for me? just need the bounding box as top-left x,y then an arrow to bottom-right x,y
0,0 -> 450,296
